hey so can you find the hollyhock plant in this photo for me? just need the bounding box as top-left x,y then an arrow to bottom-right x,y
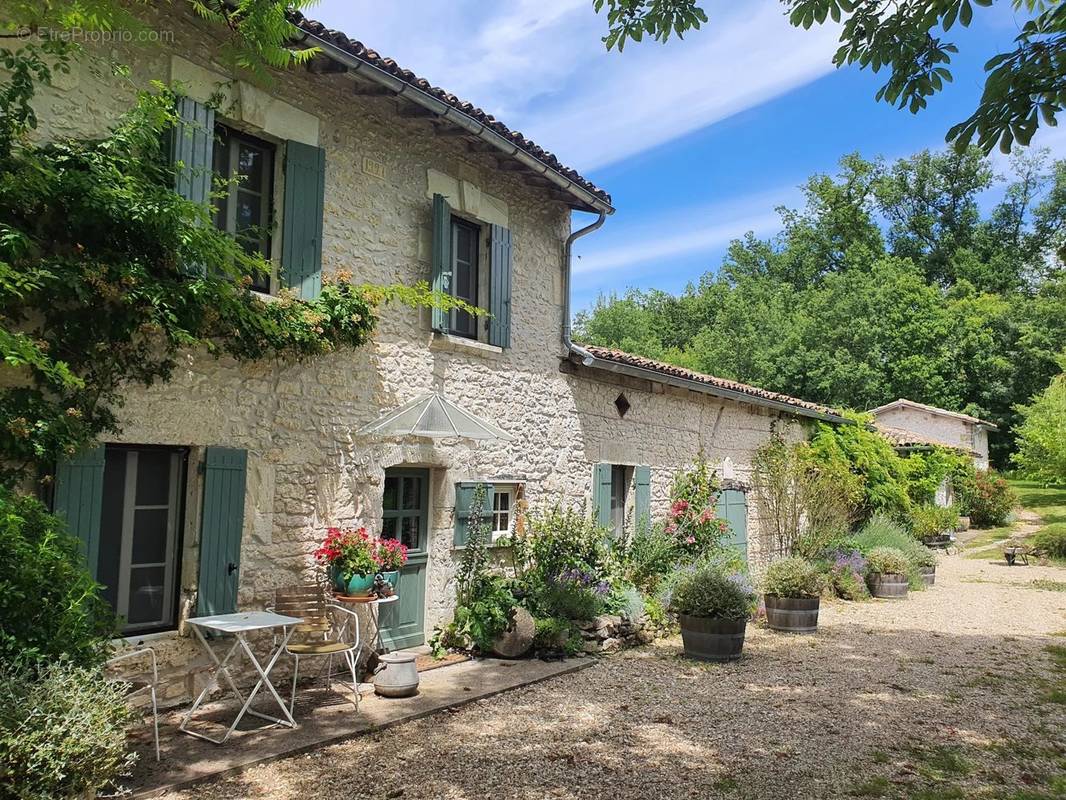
314,526 -> 376,580
665,456 -> 731,554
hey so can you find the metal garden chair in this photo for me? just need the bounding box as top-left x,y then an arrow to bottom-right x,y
104,646 -> 160,761
272,585 -> 362,715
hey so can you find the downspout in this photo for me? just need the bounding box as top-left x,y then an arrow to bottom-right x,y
562,211 -> 607,366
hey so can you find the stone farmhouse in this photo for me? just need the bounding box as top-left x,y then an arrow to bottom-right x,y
870,399 -> 997,471
39,8 -> 847,697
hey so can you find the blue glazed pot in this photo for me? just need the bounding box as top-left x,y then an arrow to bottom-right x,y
333,569 -> 374,596
381,570 -> 399,589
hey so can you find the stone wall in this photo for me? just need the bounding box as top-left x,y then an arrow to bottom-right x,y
23,7 -> 815,700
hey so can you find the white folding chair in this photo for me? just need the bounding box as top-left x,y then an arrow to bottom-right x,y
105,646 -> 160,761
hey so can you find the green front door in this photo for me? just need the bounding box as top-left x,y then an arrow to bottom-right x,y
378,468 -> 429,651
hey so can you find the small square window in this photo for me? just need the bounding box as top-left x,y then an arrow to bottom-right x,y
491,488 -> 512,541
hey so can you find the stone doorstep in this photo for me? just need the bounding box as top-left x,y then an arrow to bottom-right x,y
120,655 -> 595,798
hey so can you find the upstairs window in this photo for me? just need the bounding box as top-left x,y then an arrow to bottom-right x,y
450,217 -> 480,338
213,124 -> 275,293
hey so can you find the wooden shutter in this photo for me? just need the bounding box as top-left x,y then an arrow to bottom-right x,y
281,140 -> 326,300
197,447 -> 248,616
171,97 -> 215,207
488,224 -> 512,348
453,482 -> 494,547
592,463 -> 612,529
633,465 -> 651,532
431,193 -> 453,332
53,445 -> 106,576
716,489 -> 748,564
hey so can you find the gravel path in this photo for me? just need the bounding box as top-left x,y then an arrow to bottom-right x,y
171,553 -> 1066,800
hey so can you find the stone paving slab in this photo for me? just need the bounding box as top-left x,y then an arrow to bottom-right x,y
118,656 -> 592,798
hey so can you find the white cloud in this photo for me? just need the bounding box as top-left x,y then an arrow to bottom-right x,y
573,184 -> 800,275
310,0 -> 840,170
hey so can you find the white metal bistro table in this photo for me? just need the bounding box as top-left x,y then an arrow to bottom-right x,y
331,592 -> 398,656
180,611 -> 304,745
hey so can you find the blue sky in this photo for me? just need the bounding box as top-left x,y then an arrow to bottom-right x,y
313,0 -> 1066,311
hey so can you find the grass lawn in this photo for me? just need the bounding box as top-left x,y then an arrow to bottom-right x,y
964,480 -> 1066,562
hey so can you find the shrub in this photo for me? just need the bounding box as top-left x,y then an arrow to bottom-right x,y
969,470 -> 1015,528
909,504 -> 959,540
514,505 -> 609,588
0,662 -> 135,799
854,514 -> 937,587
615,520 -> 680,594
537,569 -> 608,621
1033,524 -> 1066,558
532,617 -> 583,657
762,557 -> 826,599
668,561 -> 756,621
0,488 -> 116,668
433,574 -> 515,654
827,550 -> 870,600
605,583 -> 646,622
865,547 -> 911,576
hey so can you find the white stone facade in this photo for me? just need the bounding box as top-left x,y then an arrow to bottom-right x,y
25,8 -> 821,698
871,403 -> 992,469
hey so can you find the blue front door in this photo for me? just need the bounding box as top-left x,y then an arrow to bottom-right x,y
378,468 -> 429,650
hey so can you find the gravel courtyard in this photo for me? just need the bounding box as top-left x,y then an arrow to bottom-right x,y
172,553 -> 1066,800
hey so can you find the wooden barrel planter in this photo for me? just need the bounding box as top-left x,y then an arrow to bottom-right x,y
920,567 -> 936,587
764,596 -> 820,634
867,572 -> 909,599
678,615 -> 747,662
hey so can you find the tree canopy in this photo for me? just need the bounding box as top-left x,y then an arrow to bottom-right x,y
595,1 -> 1066,154
574,147 -> 1066,465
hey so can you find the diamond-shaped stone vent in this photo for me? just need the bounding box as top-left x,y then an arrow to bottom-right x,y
614,393 -> 631,418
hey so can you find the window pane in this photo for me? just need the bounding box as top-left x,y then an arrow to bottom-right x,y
135,450 -> 172,506
383,478 -> 400,511
381,517 -> 398,540
400,516 -> 419,549
127,566 -> 165,625
402,477 -> 420,510
237,143 -> 263,189
131,508 -> 169,564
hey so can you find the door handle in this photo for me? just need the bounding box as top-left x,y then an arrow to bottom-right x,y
227,562 -> 238,576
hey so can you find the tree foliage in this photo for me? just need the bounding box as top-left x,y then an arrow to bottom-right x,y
575,148 -> 1066,465
594,1 -> 1066,155
1013,352 -> 1066,484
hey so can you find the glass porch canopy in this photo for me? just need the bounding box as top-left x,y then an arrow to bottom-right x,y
355,393 -> 514,442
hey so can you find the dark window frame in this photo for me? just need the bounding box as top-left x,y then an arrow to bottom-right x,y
99,444 -> 189,636
213,123 -> 276,293
448,216 -> 480,339
610,464 -> 632,538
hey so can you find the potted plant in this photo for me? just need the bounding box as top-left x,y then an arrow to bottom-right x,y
374,537 -> 409,588
315,527 -> 377,596
912,546 -> 938,586
865,546 -> 911,599
762,556 -> 826,634
668,561 -> 756,662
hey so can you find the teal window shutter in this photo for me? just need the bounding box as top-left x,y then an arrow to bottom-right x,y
488,224 -> 512,348
53,445 -> 106,577
281,140 -> 326,300
716,489 -> 748,564
431,193 -> 453,332
171,97 -> 215,207
197,447 -> 248,616
634,465 -> 651,531
453,482 -> 494,547
592,463 -> 612,528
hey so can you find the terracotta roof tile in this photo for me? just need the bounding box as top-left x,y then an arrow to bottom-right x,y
874,423 -> 977,453
581,345 -> 844,419
289,12 -> 611,207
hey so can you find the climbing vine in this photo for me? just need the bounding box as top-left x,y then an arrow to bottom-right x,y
0,45 -> 472,485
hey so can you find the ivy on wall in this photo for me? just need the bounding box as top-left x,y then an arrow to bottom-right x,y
0,44 -> 471,486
